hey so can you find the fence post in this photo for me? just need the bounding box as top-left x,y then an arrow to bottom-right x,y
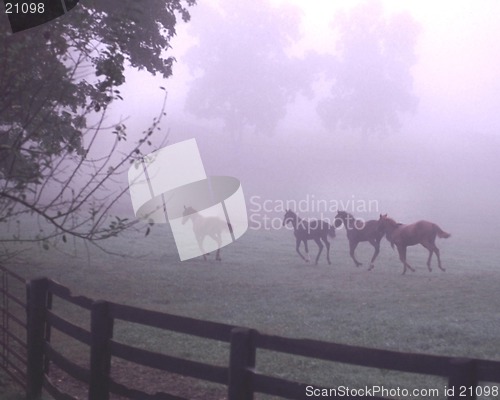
447,358 -> 476,400
26,277 -> 49,400
89,300 -> 114,400
1,269 -> 8,370
43,291 -> 53,374
228,327 -> 256,400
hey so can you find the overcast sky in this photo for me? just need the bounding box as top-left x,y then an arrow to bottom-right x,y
120,0 -> 500,139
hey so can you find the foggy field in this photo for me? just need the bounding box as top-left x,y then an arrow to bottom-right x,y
6,221 -> 500,399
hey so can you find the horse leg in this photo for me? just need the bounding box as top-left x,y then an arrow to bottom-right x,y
420,241 -> 434,272
427,249 -> 433,272
397,245 -> 406,274
397,245 -> 414,274
349,241 -> 362,267
368,239 -> 380,271
323,236 -> 331,265
197,237 -> 208,261
304,240 -> 311,262
313,238 -> 323,265
213,233 -> 222,261
424,235 -> 444,271
296,238 -> 308,262
434,245 -> 445,271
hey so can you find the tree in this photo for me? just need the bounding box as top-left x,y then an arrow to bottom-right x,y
0,0 -> 196,260
317,1 -> 419,134
184,0 -> 314,137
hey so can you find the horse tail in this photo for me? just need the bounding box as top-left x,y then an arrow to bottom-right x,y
328,225 -> 336,238
436,226 -> 450,238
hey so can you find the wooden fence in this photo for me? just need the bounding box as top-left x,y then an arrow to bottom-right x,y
0,264 -> 27,388
1,272 -> 499,399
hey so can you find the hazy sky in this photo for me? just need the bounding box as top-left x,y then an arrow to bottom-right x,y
120,0 -> 500,138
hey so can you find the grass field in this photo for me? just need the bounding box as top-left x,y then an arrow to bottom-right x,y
2,220 -> 500,399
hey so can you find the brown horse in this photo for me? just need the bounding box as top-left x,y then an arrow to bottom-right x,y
283,210 -> 336,265
334,211 -> 384,270
378,214 -> 450,274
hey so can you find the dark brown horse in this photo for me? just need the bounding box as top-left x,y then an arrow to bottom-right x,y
283,210 -> 336,265
378,214 -> 451,274
334,211 -> 384,270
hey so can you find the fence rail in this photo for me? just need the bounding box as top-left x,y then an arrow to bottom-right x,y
0,264 -> 27,389
0,268 -> 498,400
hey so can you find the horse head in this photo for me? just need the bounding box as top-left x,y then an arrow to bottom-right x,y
378,214 -> 393,230
283,209 -> 297,227
334,210 -> 348,228
182,205 -> 197,225
378,214 -> 397,248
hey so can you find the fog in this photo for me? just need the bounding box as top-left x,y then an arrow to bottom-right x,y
113,0 -> 500,249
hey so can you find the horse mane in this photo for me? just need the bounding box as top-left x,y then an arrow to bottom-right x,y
379,215 -> 399,249
284,209 -> 301,223
335,210 -> 354,226
383,216 -> 399,226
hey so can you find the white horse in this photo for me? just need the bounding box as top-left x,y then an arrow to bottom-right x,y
182,206 -> 233,261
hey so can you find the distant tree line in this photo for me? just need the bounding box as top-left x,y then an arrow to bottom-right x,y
185,0 -> 419,137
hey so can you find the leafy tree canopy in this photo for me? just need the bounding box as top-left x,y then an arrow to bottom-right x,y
0,0 -> 195,256
184,0 -> 315,136
1,0 -> 195,184
317,1 -> 420,134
